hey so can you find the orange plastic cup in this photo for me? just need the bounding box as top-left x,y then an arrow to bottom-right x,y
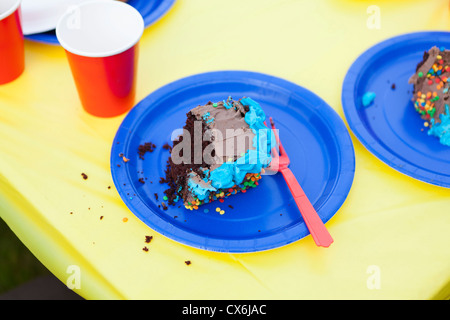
0,0 -> 24,85
56,0 -> 144,118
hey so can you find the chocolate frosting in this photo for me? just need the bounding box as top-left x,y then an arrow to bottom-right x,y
190,99 -> 256,169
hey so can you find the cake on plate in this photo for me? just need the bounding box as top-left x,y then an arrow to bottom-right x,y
161,97 -> 274,210
409,46 -> 450,146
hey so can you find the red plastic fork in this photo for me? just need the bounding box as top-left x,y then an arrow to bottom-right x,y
268,117 -> 334,248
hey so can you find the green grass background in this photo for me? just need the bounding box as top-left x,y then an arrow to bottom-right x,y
0,217 -> 50,294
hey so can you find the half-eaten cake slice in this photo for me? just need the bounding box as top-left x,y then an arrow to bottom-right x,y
162,97 -> 274,210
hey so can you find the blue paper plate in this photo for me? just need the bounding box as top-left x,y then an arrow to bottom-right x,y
25,0 -> 176,45
111,71 -> 355,252
342,32 -> 450,188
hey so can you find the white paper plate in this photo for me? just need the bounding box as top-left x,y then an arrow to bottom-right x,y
21,0 -> 92,35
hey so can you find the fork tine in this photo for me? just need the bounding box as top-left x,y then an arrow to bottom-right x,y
265,120 -> 279,152
269,117 -> 287,156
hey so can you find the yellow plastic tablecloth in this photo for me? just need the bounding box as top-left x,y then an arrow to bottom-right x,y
1,0 -> 449,300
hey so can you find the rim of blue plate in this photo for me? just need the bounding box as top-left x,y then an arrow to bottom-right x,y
111,70 -> 355,253
24,0 -> 176,45
342,31 -> 450,188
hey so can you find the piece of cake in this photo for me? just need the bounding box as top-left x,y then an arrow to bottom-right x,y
161,97 -> 274,210
409,46 -> 450,146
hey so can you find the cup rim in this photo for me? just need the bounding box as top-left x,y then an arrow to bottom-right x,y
0,0 -> 21,21
56,0 -> 144,58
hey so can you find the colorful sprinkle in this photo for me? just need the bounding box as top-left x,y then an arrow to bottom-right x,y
412,48 -> 450,147
183,172 -> 263,210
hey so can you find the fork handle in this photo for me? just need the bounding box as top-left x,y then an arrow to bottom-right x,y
280,168 -> 334,248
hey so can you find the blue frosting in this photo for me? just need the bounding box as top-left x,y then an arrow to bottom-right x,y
207,149 -> 271,189
187,173 -> 217,201
223,100 -> 233,109
202,112 -> 210,119
187,97 -> 273,199
428,104 -> 450,146
362,92 -> 376,107
202,112 -> 214,124
223,96 -> 234,110
241,97 -> 274,155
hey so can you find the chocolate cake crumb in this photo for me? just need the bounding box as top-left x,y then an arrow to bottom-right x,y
145,236 -> 153,243
161,202 -> 168,211
81,173 -> 88,180
391,83 -> 396,90
138,178 -> 145,184
228,205 -> 234,209
107,186 -> 111,189
100,216 -> 104,220
143,246 -> 149,252
154,193 -> 159,201
138,142 -> 156,160
162,143 -> 172,151
184,260 -> 191,266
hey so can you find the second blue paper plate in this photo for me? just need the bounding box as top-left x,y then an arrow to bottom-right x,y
25,0 -> 176,45
111,71 -> 355,252
342,32 -> 450,188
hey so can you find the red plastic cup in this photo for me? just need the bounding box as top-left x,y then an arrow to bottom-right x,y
56,0 -> 144,117
0,0 -> 24,85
